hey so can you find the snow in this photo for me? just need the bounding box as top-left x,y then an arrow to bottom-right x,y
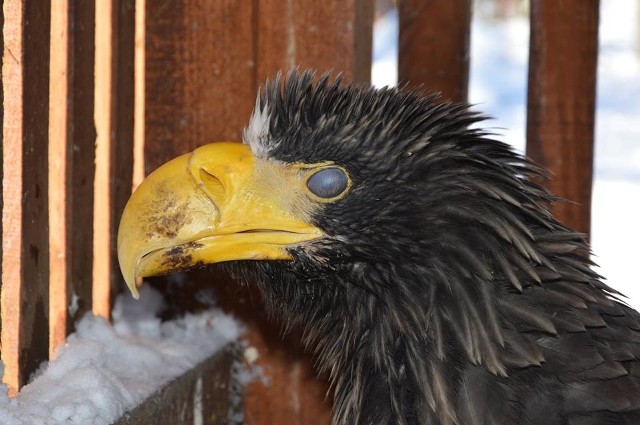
373,1 -> 640,308
0,286 -> 242,425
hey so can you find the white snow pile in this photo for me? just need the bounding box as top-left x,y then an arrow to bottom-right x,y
0,285 -> 242,425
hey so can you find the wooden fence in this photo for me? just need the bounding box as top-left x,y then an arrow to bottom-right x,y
1,0 -> 600,422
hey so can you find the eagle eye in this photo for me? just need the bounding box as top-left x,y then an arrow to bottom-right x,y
307,167 -> 349,199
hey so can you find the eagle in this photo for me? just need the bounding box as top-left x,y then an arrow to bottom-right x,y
118,71 -> 640,425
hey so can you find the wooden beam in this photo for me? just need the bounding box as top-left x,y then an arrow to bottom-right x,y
255,0 -> 372,84
526,0 -> 600,236
93,0 -> 136,319
1,0 -> 5,357
398,0 -> 472,102
143,0 -> 373,174
132,0 -> 145,189
48,0 -> 70,356
143,0 -> 257,174
113,348 -> 235,425
109,0 -> 136,312
66,0 -> 96,331
93,0 -> 114,319
49,0 -> 97,353
1,0 -> 51,392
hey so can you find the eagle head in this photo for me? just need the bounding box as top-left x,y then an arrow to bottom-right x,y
118,71 -> 636,425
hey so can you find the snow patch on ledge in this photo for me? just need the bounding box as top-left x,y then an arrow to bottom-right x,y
0,285 -> 242,425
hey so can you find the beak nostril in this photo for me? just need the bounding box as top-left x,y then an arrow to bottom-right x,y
199,168 -> 226,203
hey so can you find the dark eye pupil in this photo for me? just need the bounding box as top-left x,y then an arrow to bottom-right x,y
307,168 -> 348,199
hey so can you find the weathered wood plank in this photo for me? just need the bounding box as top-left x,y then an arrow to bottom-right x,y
110,0 -> 136,314
49,0 -> 97,353
143,0 -> 256,173
93,0 -> 114,319
1,0 -> 25,389
113,348 -> 236,425
398,0 -> 472,102
20,0 -> 52,385
255,0 -> 372,84
1,0 -> 51,392
0,0 -> 5,354
93,0 -> 135,319
526,0 -> 599,236
48,0 -> 70,355
132,0 -> 145,189
66,0 -> 96,331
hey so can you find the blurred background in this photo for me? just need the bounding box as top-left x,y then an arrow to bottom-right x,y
373,0 -> 640,307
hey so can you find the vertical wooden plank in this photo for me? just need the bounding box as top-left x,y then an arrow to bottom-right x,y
256,0 -> 372,84
143,0 -> 256,173
141,1 -> 372,422
0,0 -> 5,353
48,0 -> 70,355
132,0 -> 145,189
49,0 -> 97,354
20,0 -> 51,384
110,0 -> 136,313
144,0 -> 372,170
526,0 -> 599,236
66,0 -> 96,331
1,0 -> 24,388
398,0 -> 472,102
1,0 -> 51,392
93,0 -> 114,319
94,0 -> 136,319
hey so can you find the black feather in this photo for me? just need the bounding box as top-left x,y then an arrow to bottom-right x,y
227,70 -> 640,425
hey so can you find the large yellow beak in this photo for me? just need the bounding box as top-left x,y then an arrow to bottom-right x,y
117,142 -> 323,298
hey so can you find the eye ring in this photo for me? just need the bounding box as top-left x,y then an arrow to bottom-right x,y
306,167 -> 350,200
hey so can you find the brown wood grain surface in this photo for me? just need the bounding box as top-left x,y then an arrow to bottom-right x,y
66,0 -> 97,332
93,0 -> 136,319
255,0 -> 372,84
93,0 -> 114,319
526,0 -> 600,237
49,0 -> 97,355
1,0 -> 52,392
143,0 -> 256,174
48,0 -> 71,356
110,0 -> 136,314
1,0 -> 5,352
398,0 -> 472,103
113,347 -> 235,425
142,1 -> 372,422
2,0 -> 25,390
